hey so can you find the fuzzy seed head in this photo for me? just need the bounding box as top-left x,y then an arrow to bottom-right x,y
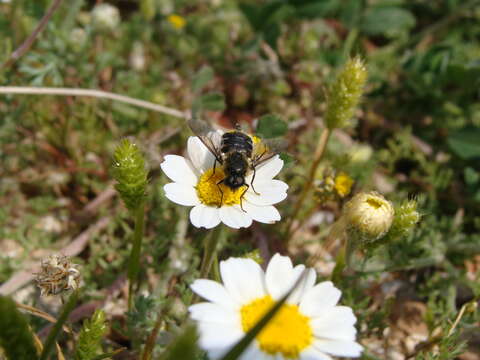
34,255 -> 80,296
344,192 -> 394,244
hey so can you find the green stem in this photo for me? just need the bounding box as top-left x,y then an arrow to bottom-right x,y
284,128 -> 331,243
345,237 -> 356,271
40,290 -> 79,360
127,202 -> 146,311
199,226 -> 223,279
331,245 -> 346,284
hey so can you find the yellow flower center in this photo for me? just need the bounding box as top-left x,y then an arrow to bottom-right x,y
334,172 -> 354,198
240,295 -> 312,359
196,168 -> 246,207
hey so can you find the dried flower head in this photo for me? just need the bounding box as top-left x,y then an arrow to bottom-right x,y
343,192 -> 394,245
35,255 -> 80,296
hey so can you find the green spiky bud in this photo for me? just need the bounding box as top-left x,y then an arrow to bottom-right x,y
382,199 -> 421,244
112,139 -> 148,212
74,310 -> 107,360
325,57 -> 368,130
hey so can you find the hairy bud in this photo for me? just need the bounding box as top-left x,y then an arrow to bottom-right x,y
325,57 -> 368,130
343,192 -> 394,245
112,139 -> 148,212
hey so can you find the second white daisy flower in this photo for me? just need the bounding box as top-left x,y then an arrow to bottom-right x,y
189,253 -> 363,359
161,133 -> 288,229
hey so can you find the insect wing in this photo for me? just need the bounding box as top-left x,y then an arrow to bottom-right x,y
251,137 -> 288,166
187,118 -> 223,162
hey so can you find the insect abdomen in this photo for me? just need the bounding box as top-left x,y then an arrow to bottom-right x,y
221,131 -> 253,157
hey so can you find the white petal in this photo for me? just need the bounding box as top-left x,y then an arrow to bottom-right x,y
242,202 -> 281,224
245,180 -> 288,206
189,302 -> 239,325
238,344 -> 268,360
188,136 -> 217,173
197,322 -> 243,352
313,339 -> 363,358
265,254 -> 294,300
311,306 -> 357,341
299,282 -> 342,317
164,183 -> 200,206
190,204 -> 221,229
219,206 -> 252,229
220,258 -> 266,304
160,155 -> 198,185
288,267 -> 316,305
190,279 -> 238,309
249,155 -> 284,181
299,346 -> 333,360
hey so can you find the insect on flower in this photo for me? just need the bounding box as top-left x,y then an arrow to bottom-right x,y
188,118 -> 287,211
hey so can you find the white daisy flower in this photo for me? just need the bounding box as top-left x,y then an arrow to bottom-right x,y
160,133 -> 288,229
189,253 -> 363,360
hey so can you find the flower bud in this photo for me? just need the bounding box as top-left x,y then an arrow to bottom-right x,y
92,3 -> 120,32
343,192 -> 394,245
325,57 -> 367,130
34,255 -> 80,296
112,139 -> 148,212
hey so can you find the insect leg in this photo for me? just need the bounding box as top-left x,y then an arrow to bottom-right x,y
240,184 -> 249,212
250,166 -> 260,195
216,179 -> 224,208
208,158 -> 217,181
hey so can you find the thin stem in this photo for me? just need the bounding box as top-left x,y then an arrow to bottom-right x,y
127,202 -> 146,311
2,0 -> 64,70
39,290 -> 79,360
284,128 -> 331,242
199,226 -> 223,279
0,86 -> 187,118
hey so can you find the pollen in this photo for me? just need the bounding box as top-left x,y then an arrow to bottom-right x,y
196,168 -> 246,207
240,295 -> 312,359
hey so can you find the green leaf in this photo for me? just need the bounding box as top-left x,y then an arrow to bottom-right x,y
361,7 -> 415,37
464,167 -> 479,185
279,153 -> 295,168
191,66 -> 214,93
447,128 -> 480,159
159,325 -> 198,360
256,114 -> 288,138
0,296 -> 39,360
